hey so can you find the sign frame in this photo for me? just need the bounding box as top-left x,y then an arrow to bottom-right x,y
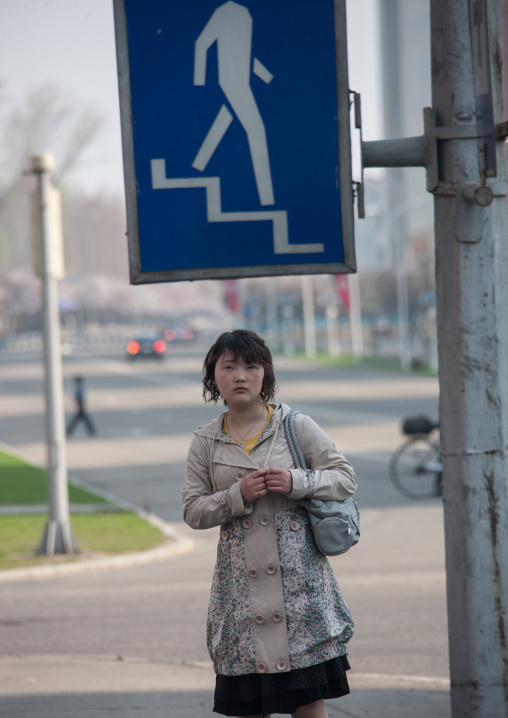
114,0 -> 356,283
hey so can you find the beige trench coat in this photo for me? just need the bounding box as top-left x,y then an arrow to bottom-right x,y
182,403 -> 357,677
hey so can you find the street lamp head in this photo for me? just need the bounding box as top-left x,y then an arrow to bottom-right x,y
31,153 -> 55,173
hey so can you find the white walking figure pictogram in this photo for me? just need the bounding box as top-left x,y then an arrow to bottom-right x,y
151,2 -> 324,254
192,1 -> 275,206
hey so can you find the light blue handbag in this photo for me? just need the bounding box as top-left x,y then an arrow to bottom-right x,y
283,410 -> 360,556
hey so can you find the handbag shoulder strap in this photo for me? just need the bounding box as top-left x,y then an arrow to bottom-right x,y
283,409 -> 307,470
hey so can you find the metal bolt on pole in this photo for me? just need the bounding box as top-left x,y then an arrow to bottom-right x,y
31,154 -> 77,555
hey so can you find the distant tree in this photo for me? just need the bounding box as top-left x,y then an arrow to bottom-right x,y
0,270 -> 40,335
0,82 -> 103,274
0,83 -> 102,187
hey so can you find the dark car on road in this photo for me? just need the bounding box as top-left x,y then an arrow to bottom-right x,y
164,326 -> 195,343
126,335 -> 167,360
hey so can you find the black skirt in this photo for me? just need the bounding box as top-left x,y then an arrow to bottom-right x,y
213,655 -> 351,716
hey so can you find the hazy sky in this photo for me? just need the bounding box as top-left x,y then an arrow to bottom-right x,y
0,0 -> 382,197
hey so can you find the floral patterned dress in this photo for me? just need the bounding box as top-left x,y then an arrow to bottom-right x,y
183,403 -> 357,716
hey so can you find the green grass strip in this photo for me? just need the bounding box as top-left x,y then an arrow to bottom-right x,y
289,351 -> 437,375
0,450 -> 109,505
0,513 -> 165,571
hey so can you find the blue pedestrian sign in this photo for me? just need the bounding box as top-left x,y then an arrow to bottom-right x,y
114,0 -> 356,283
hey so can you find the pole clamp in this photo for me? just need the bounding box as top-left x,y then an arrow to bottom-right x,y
351,93 -> 508,218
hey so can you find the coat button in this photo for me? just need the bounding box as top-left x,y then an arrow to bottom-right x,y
242,518 -> 252,529
290,521 -> 300,531
260,515 -> 270,526
257,662 -> 267,673
272,611 -> 283,623
221,530 -> 228,540
248,568 -> 258,579
254,614 -> 265,625
276,659 -> 287,671
236,472 -> 244,480
265,564 -> 277,575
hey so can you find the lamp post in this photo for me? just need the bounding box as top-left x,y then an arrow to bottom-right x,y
31,153 -> 77,555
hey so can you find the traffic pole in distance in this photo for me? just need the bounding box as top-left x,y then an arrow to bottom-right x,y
31,153 -> 77,555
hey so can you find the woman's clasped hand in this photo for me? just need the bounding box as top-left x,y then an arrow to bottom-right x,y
240,467 -> 293,503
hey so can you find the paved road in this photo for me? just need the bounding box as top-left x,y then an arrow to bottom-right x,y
0,345 -> 448,716
0,342 -> 440,518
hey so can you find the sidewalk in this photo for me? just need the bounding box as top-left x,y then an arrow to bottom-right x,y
0,652 -> 451,717
0,516 -> 451,718
0,498 -> 451,716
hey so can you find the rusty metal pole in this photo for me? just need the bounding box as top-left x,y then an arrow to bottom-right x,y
431,1 -> 508,715
503,0 -> 508,185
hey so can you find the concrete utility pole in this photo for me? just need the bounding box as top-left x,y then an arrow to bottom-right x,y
503,0 -> 508,178
31,154 -> 77,556
325,303 -> 340,358
431,1 -> 508,715
301,275 -> 316,358
380,0 -> 411,371
360,0 -> 508,712
265,277 -> 278,349
348,273 -> 363,362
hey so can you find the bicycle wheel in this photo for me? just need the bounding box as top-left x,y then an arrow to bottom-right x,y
389,437 -> 442,500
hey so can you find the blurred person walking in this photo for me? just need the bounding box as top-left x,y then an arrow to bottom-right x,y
66,376 -> 96,436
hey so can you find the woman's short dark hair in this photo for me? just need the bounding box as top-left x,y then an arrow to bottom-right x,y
203,329 -> 277,404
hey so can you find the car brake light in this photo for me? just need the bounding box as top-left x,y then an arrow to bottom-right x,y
127,341 -> 140,355
153,340 -> 166,353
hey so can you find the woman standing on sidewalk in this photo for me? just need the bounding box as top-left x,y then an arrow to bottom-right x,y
182,329 -> 357,718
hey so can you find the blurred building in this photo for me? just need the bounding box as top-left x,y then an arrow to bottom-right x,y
353,0 -> 436,365
354,176 -> 392,271
380,0 -> 434,286
61,191 -> 129,281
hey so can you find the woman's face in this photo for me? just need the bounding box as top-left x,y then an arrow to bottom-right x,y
214,352 -> 265,408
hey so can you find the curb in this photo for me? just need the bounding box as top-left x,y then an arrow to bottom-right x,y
0,505 -> 121,514
0,449 -> 195,583
0,520 -> 194,583
352,672 -> 450,688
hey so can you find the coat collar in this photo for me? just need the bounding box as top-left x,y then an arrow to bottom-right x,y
194,402 -> 292,442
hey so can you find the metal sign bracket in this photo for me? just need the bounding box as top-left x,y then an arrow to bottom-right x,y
352,93 -> 508,219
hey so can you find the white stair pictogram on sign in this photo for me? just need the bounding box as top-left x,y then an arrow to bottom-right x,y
151,159 -> 324,255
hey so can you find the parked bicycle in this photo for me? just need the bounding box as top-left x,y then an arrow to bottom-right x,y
389,416 -> 442,500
